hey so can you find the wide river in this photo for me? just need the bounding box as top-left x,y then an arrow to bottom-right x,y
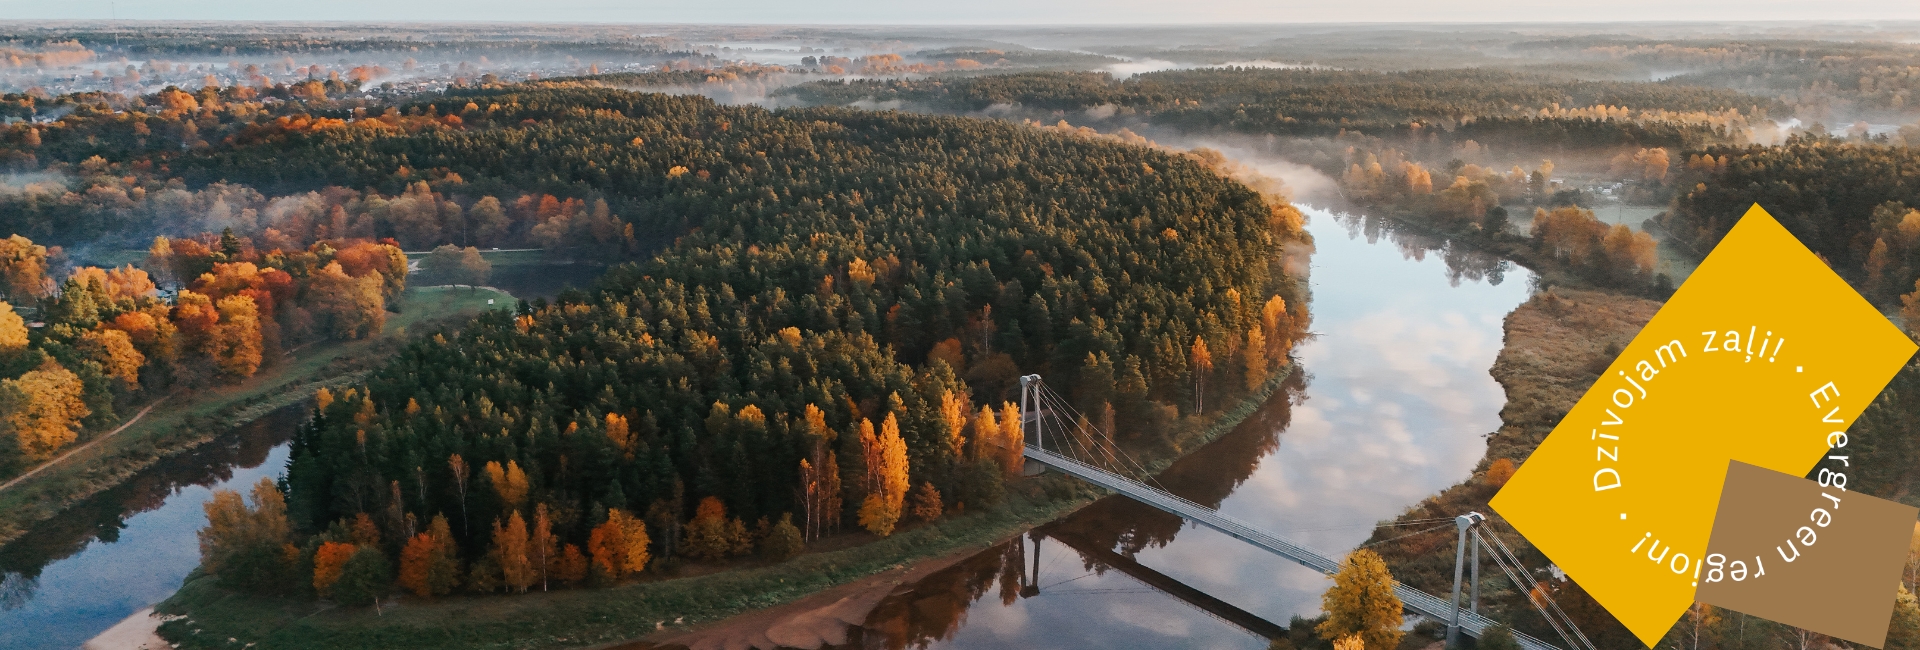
0,206 -> 1534,649
842,207 -> 1535,649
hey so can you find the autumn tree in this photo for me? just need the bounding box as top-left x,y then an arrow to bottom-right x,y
420,244 -> 491,287
0,302 -> 26,354
799,453 -> 841,542
684,496 -> 738,561
197,477 -> 293,593
531,503 -> 557,591
605,412 -> 633,457
1317,549 -> 1404,650
211,294 -> 264,379
588,508 -> 650,581
79,328 -> 145,389
493,510 -> 534,593
908,482 -> 944,522
306,261 -> 385,340
614,508 -> 651,573
938,389 -> 968,459
398,533 -> 438,598
311,541 -> 358,598
858,414 -> 910,537
484,459 -> 529,511
554,544 -> 588,586
1890,585 -> 1920,650
0,359 -> 90,459
1243,326 -> 1270,390
0,234 -> 51,303
1485,458 -> 1517,488
998,402 -> 1023,478
1190,336 -> 1214,412
399,514 -> 462,598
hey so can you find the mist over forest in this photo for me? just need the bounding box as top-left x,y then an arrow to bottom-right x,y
4,18 -> 1920,650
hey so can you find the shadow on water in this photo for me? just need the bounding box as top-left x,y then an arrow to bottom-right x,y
839,370 -> 1309,650
0,402 -> 308,646
1331,212 -> 1514,289
487,263 -> 611,301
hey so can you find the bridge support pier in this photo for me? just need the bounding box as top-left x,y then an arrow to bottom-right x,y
1448,512 -> 1486,649
1470,530 -> 1480,617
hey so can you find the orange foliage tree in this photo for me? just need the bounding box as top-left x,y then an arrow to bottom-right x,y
857,414 -> 910,537
311,541 -> 358,598
0,359 -> 91,459
0,234 -> 52,302
0,303 -> 25,353
493,510 -> 534,593
197,477 -> 293,592
484,460 -> 529,510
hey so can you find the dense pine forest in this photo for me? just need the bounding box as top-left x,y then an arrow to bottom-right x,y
3,78 -> 1306,600
268,85 -> 1303,595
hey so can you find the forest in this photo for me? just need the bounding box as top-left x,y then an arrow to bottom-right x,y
262,85 -> 1303,598
1661,137 -> 1920,304
779,68 -> 1775,149
0,227 -> 408,477
1508,37 -> 1920,123
2,77 -> 1307,603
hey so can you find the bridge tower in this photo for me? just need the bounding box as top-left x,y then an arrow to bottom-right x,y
1018,373 -> 1043,451
1447,512 -> 1487,648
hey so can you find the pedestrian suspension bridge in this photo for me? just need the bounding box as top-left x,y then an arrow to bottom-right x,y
1010,375 -> 1597,650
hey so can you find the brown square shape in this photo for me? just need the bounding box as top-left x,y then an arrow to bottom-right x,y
1696,460 -> 1919,648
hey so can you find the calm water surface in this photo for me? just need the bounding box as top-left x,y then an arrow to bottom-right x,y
846,207 -> 1536,649
0,204 -> 1530,650
0,405 -> 306,650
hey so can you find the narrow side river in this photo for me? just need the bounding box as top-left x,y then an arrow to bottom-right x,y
0,405 -> 306,650
0,205 -> 1532,650
843,207 -> 1536,649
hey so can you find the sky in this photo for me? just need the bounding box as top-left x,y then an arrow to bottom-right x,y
5,0 -> 1920,25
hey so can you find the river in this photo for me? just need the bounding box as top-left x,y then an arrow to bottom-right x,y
841,207 -> 1535,649
0,405 -> 306,650
0,205 -> 1532,650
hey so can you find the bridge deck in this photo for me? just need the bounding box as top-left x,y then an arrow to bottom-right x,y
1024,445 -> 1560,650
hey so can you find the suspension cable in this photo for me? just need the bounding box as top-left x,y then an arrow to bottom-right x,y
1481,524 -> 1597,650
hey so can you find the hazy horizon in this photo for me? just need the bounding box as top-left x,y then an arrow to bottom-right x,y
5,1 -> 1920,26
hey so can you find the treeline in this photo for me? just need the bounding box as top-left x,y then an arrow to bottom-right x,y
778,68 -> 1772,148
1,86 -> 647,258
169,86 -> 1307,603
1661,137 -> 1920,304
0,231 -> 405,475
1335,145 -> 1663,291
1513,37 -> 1920,122
566,64 -> 794,88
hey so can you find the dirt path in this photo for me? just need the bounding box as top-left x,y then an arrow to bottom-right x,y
0,398 -> 166,493
608,548 -> 982,650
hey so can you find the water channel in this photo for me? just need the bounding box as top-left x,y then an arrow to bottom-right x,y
0,205 -> 1534,649
842,207 -> 1535,649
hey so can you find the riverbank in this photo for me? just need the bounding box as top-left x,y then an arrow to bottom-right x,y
0,286 -> 514,547
151,364 -> 1300,650
1363,288 -> 1660,644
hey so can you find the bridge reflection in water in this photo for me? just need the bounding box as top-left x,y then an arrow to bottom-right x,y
1013,373 -> 1575,650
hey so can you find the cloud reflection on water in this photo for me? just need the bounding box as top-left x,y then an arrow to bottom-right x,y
870,206 -> 1533,649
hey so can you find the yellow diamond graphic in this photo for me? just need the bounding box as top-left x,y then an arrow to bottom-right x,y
1489,204 -> 1916,646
